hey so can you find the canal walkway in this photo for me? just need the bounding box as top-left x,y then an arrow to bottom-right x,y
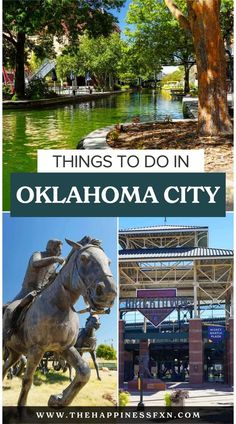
3,89 -> 128,110
183,94 -> 234,118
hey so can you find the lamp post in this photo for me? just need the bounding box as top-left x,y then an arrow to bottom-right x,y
137,371 -> 145,410
70,71 -> 76,95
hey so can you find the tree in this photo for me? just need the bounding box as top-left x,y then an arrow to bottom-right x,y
80,33 -> 123,89
123,34 -> 163,86
56,54 -> 81,83
96,344 -> 117,360
57,33 -> 123,90
161,67 -> 185,85
117,43 -> 139,84
126,0 -> 195,93
3,0 -> 125,98
164,0 -> 233,136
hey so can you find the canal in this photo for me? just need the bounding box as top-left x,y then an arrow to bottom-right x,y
3,91 -> 183,209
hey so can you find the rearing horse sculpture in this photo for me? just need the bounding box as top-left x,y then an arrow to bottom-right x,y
3,237 -> 116,407
75,314 -> 101,381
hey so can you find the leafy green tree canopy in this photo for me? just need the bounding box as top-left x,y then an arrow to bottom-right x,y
125,0 -> 233,93
57,33 -> 123,89
125,0 -> 194,92
3,0 -> 125,39
220,0 -> 234,46
96,344 -> 117,360
3,0 -> 125,97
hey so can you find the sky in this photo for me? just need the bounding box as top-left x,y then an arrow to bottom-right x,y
112,0 -> 132,32
3,214 -> 118,348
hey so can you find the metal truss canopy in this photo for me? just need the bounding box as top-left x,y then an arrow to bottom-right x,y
119,247 -> 233,261
120,255 -> 233,313
119,225 -> 209,250
119,225 -> 233,319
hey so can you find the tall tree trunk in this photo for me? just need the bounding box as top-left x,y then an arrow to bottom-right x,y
15,32 -> 26,99
109,73 -> 114,91
187,0 -> 232,135
154,70 -> 157,89
184,65 -> 190,94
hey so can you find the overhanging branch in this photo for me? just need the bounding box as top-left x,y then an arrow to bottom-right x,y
165,0 -> 190,30
3,28 -> 17,46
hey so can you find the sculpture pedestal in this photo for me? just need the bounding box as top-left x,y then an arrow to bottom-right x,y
128,378 -> 166,392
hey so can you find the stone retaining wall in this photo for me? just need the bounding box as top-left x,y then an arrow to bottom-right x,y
183,95 -> 234,119
78,119 -> 196,150
3,90 -> 129,110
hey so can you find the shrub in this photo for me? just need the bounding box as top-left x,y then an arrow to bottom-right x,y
165,390 -> 189,405
164,392 -> 172,406
25,78 -> 52,100
113,83 -> 122,91
119,390 -> 130,406
11,93 -> 20,101
170,389 -> 189,403
109,130 -> 120,142
122,84 -> 130,90
3,85 -> 13,99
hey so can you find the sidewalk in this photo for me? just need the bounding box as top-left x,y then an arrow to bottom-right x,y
127,382 -> 234,407
3,90 -> 128,110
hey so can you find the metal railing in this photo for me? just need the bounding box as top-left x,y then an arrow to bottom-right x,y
50,85 -> 94,96
29,59 -> 56,81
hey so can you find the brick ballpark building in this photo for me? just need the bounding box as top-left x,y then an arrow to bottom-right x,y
119,225 -> 233,388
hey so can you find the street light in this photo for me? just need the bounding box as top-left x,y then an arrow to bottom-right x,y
137,371 -> 145,410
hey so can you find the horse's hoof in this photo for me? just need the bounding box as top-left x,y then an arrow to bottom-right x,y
48,394 -> 63,407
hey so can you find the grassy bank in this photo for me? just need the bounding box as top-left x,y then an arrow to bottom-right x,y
3,369 -> 117,406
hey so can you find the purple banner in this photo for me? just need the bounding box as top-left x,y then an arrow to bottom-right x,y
137,289 -> 177,298
139,307 -> 174,327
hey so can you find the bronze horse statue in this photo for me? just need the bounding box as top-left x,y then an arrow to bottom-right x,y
75,314 -> 101,380
3,237 -> 116,406
47,314 -> 102,381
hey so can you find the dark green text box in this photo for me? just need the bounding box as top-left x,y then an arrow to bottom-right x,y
11,173 -> 225,217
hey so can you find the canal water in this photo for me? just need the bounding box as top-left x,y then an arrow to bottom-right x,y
3,91 -> 183,209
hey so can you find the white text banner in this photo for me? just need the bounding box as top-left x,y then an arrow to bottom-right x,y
37,150 -> 204,173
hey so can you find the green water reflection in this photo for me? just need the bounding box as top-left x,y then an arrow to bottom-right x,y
3,91 -> 183,210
